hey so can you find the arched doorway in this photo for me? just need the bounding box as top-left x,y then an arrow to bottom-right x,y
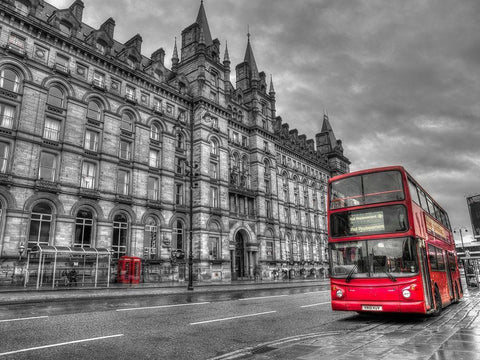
232,230 -> 248,280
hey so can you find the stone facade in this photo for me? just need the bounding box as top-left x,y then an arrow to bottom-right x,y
0,0 -> 350,286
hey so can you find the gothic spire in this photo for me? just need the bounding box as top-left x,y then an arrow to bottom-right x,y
269,75 -> 275,95
196,0 -> 213,46
172,37 -> 179,68
244,31 -> 259,81
223,40 -> 230,63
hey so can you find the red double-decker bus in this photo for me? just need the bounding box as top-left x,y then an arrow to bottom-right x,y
328,166 -> 462,315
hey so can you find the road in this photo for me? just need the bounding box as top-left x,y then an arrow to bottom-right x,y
0,284 -> 468,359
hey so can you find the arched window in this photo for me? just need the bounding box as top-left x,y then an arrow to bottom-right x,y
74,209 -> 94,248
232,153 -> 239,169
47,86 -> 65,108
150,123 -> 161,141
241,156 -> 248,172
265,230 -> 274,261
86,100 -> 101,121
285,234 -> 291,260
264,159 -> 270,176
238,111 -> 243,123
173,219 -> 184,250
176,132 -> 184,149
293,238 -> 300,261
210,138 -> 218,155
308,238 -> 314,261
144,216 -> 158,260
297,236 -> 304,261
208,221 -> 220,260
0,68 -> 20,93
112,213 -> 128,258
121,112 -> 133,131
28,203 -> 52,248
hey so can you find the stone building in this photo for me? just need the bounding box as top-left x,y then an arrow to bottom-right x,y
0,0 -> 349,286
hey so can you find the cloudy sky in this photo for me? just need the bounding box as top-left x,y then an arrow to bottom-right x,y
49,0 -> 480,243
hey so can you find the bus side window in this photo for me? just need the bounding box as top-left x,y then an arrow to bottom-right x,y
426,197 -> 435,217
433,204 -> 442,223
428,246 -> 438,271
408,179 -> 420,205
418,190 -> 428,213
436,248 -> 446,271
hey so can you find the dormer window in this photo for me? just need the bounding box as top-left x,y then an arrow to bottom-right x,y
14,1 -> 29,16
179,82 -> 186,95
59,20 -> 72,36
95,41 -> 106,55
126,57 -> 135,70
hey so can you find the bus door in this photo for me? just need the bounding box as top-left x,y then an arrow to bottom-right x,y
445,252 -> 454,299
417,238 -> 433,310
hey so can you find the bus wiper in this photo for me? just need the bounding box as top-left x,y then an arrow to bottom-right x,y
385,271 -> 397,282
346,264 -> 358,283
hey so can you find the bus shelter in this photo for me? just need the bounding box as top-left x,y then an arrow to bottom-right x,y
462,256 -> 480,288
25,245 -> 111,290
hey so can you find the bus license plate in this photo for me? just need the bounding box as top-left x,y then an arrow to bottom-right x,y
362,305 -> 383,311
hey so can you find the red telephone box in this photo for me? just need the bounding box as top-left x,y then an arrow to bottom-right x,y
117,256 -> 142,284
130,257 -> 141,284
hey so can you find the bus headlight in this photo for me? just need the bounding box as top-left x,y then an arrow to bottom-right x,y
402,289 -> 411,299
402,284 -> 418,299
336,289 -> 344,298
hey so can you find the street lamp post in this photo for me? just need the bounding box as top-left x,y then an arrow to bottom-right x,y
454,227 -> 468,253
187,109 -> 194,291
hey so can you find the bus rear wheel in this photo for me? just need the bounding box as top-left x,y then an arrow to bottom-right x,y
453,283 -> 460,304
432,288 -> 443,316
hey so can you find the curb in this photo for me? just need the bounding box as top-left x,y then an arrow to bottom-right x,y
0,280 -> 329,305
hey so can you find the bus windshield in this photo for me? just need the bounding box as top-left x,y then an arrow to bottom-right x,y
330,170 -> 404,209
329,237 -> 419,279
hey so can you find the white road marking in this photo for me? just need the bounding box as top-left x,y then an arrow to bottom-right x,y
190,311 -> 277,325
238,295 -> 289,301
303,290 -> 330,294
300,301 -> 331,308
116,301 -> 210,312
0,315 -> 48,323
0,334 -> 123,357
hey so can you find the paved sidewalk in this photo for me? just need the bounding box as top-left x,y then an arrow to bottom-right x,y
211,286 -> 480,360
0,279 -> 328,305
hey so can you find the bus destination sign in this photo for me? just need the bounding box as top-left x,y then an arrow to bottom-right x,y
425,215 -> 448,242
350,211 -> 385,233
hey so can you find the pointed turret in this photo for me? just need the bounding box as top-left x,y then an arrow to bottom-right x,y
224,41 -> 231,92
320,113 -> 337,147
244,33 -> 259,81
172,37 -> 179,70
316,113 -> 350,175
269,75 -> 276,118
196,0 -> 213,46
269,75 -> 275,96
223,41 -> 230,65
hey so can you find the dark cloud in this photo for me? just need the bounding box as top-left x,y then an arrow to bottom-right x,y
50,0 -> 480,242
